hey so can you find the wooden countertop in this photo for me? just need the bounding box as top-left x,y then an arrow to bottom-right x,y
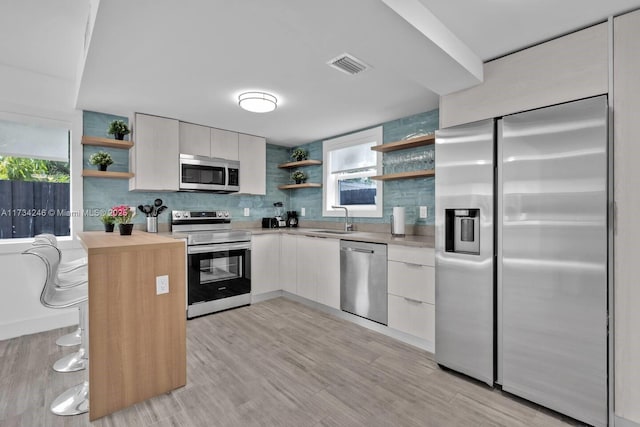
77,231 -> 184,253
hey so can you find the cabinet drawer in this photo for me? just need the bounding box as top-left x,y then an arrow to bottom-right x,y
388,261 -> 435,303
388,294 -> 435,342
388,245 -> 434,266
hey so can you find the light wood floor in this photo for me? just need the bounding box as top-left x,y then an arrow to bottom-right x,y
0,297 -> 585,426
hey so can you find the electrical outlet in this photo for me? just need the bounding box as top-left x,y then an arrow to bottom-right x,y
419,206 -> 428,218
243,207 -> 250,216
301,207 -> 306,216
156,275 -> 169,295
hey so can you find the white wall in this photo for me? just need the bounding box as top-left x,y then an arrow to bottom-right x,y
0,247 -> 85,340
0,40 -> 85,341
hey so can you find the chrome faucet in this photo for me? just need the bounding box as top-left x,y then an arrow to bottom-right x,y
332,205 -> 353,231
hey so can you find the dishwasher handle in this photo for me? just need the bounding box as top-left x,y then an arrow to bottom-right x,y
341,247 -> 374,254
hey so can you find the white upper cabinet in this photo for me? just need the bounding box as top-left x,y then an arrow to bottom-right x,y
129,113 -> 179,191
179,122 -> 239,160
238,133 -> 266,195
211,128 -> 239,160
179,122 -> 210,157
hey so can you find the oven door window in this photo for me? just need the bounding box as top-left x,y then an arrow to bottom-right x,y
181,164 -> 225,185
188,249 -> 250,304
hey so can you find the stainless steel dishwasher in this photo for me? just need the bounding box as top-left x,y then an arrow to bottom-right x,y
340,240 -> 388,325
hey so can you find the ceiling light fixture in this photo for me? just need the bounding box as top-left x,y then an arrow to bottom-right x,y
238,91 -> 277,113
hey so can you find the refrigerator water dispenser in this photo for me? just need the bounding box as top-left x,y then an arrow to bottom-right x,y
445,209 -> 480,255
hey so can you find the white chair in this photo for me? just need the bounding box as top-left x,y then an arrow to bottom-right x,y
22,245 -> 89,416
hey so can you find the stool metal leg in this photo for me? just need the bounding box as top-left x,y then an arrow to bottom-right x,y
56,327 -> 81,347
53,304 -> 87,372
50,303 -> 89,416
53,347 -> 86,372
50,381 -> 89,416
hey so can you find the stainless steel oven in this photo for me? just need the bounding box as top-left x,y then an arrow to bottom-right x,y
179,154 -> 240,193
172,210 -> 251,318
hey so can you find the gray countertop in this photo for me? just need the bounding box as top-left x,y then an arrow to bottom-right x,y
250,228 -> 434,248
156,228 -> 434,248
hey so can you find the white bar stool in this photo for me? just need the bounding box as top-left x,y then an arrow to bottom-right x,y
22,245 -> 89,416
33,234 -> 87,347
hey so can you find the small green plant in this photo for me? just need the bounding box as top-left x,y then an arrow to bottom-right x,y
89,151 -> 114,167
291,148 -> 308,162
100,213 -> 115,225
291,170 -> 307,183
107,120 -> 130,139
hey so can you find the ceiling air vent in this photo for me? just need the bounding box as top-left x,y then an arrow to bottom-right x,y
327,53 -> 370,76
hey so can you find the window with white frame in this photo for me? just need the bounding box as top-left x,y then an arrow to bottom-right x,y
323,126 -> 383,218
0,118 -> 71,239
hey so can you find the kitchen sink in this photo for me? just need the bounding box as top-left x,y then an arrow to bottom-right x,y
310,229 -> 353,235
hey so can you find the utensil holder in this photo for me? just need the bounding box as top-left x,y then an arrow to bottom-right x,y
146,217 -> 158,233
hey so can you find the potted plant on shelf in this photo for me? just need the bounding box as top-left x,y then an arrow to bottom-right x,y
291,148 -> 308,162
111,205 -> 136,235
107,120 -> 130,140
100,213 -> 115,232
291,170 -> 307,184
89,151 -> 114,171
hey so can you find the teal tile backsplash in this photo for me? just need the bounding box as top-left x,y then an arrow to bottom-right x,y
82,111 -> 290,231
286,109 -> 438,226
82,109 -> 437,231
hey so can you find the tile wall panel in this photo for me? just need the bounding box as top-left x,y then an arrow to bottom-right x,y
82,111 -> 290,230
287,109 -> 439,226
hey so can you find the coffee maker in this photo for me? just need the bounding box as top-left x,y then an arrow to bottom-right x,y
286,210 -> 298,228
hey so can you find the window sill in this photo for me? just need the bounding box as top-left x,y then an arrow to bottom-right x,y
0,236 -> 80,255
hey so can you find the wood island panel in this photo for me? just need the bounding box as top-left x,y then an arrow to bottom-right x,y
77,231 -> 186,421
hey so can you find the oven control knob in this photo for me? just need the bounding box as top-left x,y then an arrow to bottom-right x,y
224,211 -> 230,217
174,212 -> 181,219
217,211 -> 224,218
184,212 -> 191,218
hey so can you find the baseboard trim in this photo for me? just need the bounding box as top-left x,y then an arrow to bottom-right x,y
0,310 -> 77,341
616,415 -> 640,427
251,290 -> 284,304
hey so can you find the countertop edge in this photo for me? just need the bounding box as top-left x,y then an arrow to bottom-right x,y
77,231 -> 185,254
249,228 -> 434,248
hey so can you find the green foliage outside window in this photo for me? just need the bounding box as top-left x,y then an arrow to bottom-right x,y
0,156 -> 70,182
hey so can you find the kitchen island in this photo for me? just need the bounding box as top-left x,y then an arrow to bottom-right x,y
77,231 -> 186,421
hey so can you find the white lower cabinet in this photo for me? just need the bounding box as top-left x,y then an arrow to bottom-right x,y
279,234 -> 297,294
252,236 -> 433,342
251,234 -> 280,296
387,245 -> 435,343
388,295 -> 435,342
294,236 -> 340,308
313,238 -> 340,309
296,236 -> 316,300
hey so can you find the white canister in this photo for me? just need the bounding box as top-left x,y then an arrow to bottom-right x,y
391,206 -> 405,236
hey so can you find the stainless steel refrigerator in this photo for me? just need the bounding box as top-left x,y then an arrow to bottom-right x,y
435,96 -> 608,427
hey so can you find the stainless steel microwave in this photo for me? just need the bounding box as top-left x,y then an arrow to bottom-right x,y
179,154 -> 240,193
